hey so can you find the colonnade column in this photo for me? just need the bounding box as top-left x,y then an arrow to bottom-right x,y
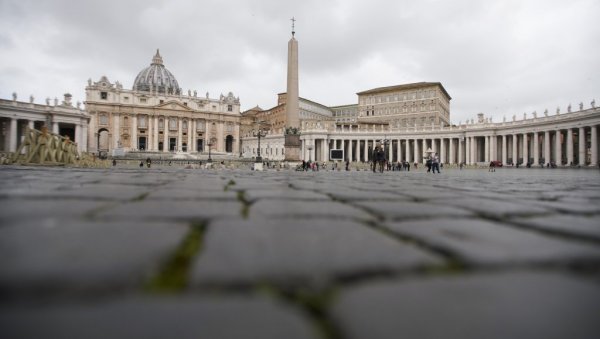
75,124 -> 81,152
512,134 -> 517,165
405,139 -> 410,162
396,139 -> 401,163
465,137 -> 469,164
413,139 -> 419,163
555,130 -> 562,166
544,131 -> 550,166
388,139 -> 393,162
323,138 -> 329,162
470,137 -> 476,164
52,121 -> 59,134
348,139 -> 353,162
355,138 -> 360,162
449,138 -> 454,164
567,128 -> 574,165
579,127 -> 586,166
458,138 -> 463,164
9,118 -> 18,152
533,132 -> 539,165
440,138 -> 446,164
502,135 -> 507,165
523,133 -> 529,165
363,139 -> 368,162
484,136 -> 489,163
591,126 -> 598,166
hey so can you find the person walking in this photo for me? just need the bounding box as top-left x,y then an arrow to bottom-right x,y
432,153 -> 441,173
375,144 -> 386,173
372,145 -> 380,173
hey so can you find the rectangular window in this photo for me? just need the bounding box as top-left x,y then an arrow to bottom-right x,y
160,100 -> 164,104
100,92 -> 108,100
227,105 -> 233,112
140,98 -> 147,103
138,115 -> 147,128
183,102 -> 188,106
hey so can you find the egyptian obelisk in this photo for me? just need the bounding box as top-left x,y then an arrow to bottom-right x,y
284,17 -> 301,161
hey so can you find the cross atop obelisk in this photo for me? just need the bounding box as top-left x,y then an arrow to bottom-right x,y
291,17 -> 296,36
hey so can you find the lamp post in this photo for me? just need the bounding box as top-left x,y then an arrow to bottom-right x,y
381,137 -> 390,161
253,127 -> 267,163
207,141 -> 213,163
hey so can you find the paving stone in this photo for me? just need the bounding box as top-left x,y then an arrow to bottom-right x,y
443,197 -> 551,218
332,272 -> 600,339
0,219 -> 188,292
319,188 -> 408,201
249,199 -> 372,220
0,295 -> 317,339
353,200 -> 473,220
243,188 -> 330,201
529,198 -> 600,214
192,219 -> 441,286
383,218 -> 600,265
146,188 -> 238,200
97,200 -> 243,221
516,215 -> 600,241
0,198 -> 106,226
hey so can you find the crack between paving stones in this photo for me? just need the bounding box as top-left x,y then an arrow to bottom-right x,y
476,213 -> 600,246
144,222 -> 206,294
257,284 -> 343,339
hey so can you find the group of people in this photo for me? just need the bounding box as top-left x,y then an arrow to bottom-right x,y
426,153 -> 441,173
371,143 -> 441,174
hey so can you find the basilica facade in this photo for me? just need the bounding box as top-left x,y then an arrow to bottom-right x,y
85,50 -> 241,156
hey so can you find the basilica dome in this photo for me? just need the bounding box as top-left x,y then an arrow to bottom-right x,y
133,49 -> 181,95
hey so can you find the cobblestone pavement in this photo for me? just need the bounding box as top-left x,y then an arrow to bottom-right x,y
1,165 -> 600,339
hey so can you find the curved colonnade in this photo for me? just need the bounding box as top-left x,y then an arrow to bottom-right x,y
301,107 -> 600,166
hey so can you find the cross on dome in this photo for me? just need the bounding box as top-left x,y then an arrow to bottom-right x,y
151,49 -> 163,65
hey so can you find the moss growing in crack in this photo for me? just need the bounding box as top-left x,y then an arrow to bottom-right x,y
258,284 -> 341,339
131,192 -> 150,202
237,190 -> 250,218
145,222 -> 206,293
224,179 -> 236,191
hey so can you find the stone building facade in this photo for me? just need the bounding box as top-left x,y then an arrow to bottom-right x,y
0,93 -> 89,154
85,50 -> 241,155
356,82 -> 451,128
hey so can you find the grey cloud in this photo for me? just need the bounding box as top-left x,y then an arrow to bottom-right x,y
1,0 -> 598,123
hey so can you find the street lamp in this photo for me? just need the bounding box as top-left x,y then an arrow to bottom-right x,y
381,137 -> 390,161
207,141 -> 213,163
253,122 -> 268,163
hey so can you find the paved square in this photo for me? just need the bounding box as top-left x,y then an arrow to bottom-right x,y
1,166 -> 599,339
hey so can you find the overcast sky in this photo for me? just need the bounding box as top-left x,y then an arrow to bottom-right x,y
1,0 -> 598,123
